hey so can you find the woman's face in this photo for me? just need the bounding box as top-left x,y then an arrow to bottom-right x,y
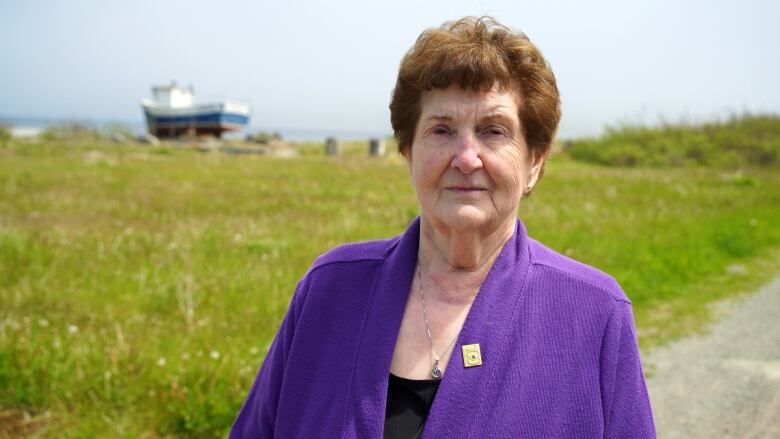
405,84 -> 545,233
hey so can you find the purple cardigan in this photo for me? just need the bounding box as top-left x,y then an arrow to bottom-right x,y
231,218 -> 656,438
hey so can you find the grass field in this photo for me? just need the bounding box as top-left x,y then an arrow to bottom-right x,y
1,138 -> 779,437
567,114 -> 780,168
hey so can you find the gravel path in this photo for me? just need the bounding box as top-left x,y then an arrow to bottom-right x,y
645,277 -> 780,438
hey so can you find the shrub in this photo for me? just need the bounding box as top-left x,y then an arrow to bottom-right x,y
567,114 -> 780,168
248,131 -> 283,144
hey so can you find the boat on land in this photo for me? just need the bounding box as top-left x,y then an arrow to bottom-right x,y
141,83 -> 250,138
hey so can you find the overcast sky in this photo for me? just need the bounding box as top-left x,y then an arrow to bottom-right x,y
1,0 -> 778,139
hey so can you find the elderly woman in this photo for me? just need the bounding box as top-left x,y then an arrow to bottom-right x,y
231,16 -> 655,438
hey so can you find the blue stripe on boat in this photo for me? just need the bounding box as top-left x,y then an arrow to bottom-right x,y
144,111 -> 249,126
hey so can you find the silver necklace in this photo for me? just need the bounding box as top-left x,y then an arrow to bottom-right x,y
416,261 -> 480,379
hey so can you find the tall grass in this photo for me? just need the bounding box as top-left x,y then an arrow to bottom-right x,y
0,125 -> 11,146
567,114 -> 780,167
1,137 -> 778,437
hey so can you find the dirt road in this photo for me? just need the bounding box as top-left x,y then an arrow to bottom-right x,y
645,277 -> 780,438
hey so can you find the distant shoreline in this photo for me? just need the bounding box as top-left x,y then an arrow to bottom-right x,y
0,115 -> 392,142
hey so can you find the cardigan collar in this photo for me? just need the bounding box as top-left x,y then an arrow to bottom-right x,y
346,217 -> 532,438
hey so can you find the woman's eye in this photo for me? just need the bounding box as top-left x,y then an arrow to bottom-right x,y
431,126 -> 450,135
483,126 -> 506,137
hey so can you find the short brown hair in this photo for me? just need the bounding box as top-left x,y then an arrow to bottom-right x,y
390,16 -> 561,160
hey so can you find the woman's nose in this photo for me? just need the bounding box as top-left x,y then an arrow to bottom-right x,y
451,132 -> 483,174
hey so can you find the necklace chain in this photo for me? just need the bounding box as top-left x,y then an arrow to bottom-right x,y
416,260 -> 481,378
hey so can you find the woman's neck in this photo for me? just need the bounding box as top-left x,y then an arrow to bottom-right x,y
417,215 -> 515,304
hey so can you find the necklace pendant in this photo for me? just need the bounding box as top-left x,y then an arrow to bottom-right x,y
431,360 -> 442,379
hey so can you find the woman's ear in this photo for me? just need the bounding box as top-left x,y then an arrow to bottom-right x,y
525,150 -> 548,192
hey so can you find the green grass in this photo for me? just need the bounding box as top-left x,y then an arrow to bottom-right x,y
567,114 -> 780,167
293,137 -> 398,157
1,139 -> 779,437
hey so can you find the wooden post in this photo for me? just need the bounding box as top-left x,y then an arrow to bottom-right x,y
325,137 -> 339,156
369,138 -> 386,156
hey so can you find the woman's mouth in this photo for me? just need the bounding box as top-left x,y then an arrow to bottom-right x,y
447,186 -> 485,193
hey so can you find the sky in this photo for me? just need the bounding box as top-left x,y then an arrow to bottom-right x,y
1,0 -> 778,139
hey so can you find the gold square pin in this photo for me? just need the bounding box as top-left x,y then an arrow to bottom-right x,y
461,343 -> 483,368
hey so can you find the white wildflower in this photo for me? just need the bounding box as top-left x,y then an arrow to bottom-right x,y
38,319 -> 50,328
67,324 -> 79,335
157,357 -> 166,367
209,350 -> 220,360
249,346 -> 259,355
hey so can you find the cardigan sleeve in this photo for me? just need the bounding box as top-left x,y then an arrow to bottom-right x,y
229,277 -> 308,438
599,299 -> 656,439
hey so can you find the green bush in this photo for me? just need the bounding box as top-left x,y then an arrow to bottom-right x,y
248,131 -> 282,144
567,114 -> 780,168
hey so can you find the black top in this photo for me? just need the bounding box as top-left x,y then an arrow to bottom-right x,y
383,373 -> 442,439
